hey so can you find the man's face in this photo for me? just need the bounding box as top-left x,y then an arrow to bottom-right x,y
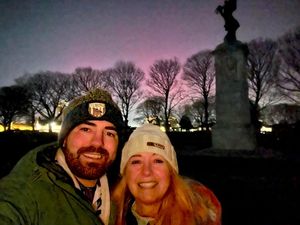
62,120 -> 119,180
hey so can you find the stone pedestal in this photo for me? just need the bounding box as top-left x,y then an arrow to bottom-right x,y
212,41 -> 256,151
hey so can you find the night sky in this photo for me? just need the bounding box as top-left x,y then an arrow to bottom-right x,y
1,0 -> 300,87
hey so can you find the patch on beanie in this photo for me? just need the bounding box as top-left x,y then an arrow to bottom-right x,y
88,102 -> 106,118
147,142 -> 165,150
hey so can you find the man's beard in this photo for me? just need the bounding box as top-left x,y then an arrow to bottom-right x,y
63,146 -> 111,180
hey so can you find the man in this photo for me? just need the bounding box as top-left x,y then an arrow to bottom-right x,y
0,88 -> 124,225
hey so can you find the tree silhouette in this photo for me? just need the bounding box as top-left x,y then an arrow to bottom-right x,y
147,58 -> 184,131
103,61 -> 144,127
0,85 -> 31,131
247,38 -> 282,127
179,98 -> 215,130
134,96 -> 164,125
71,67 -> 107,96
277,26 -> 300,103
16,71 -> 73,132
183,50 -> 215,130
261,103 -> 300,125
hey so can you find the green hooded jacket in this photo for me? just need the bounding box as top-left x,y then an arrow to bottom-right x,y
0,142 -> 116,225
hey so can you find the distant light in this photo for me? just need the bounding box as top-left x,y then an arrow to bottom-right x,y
160,126 -> 166,132
260,126 -> 272,133
34,121 -> 61,133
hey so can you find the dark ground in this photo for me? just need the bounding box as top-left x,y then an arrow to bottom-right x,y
0,130 -> 299,225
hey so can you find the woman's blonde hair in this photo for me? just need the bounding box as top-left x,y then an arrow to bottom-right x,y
111,163 -> 220,225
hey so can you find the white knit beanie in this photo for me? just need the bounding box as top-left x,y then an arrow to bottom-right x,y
120,124 -> 178,175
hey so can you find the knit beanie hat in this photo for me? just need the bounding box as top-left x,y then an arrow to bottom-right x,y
120,124 -> 178,175
58,88 -> 124,147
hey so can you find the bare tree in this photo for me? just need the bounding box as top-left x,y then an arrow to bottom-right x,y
277,26 -> 300,103
71,67 -> 107,96
183,50 -> 215,130
16,71 -> 72,132
147,58 -> 184,131
179,97 -> 215,129
103,61 -> 144,127
262,103 -> 300,125
14,75 -> 38,130
0,85 -> 31,131
134,96 -> 164,125
247,38 -> 282,126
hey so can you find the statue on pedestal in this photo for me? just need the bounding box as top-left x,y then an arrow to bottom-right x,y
211,0 -> 256,151
215,0 -> 240,44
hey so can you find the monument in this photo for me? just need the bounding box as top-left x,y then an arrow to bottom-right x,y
212,0 -> 256,151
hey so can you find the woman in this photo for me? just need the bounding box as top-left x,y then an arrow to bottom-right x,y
112,124 -> 221,225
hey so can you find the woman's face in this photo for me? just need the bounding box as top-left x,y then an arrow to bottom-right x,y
125,152 -> 171,206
